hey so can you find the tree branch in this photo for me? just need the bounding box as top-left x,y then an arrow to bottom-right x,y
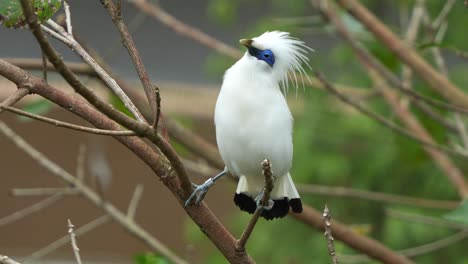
298,184 -> 459,209
323,205 -> 339,264
0,255 -> 21,264
0,121 -> 188,264
0,59 -> 253,263
293,206 -> 415,264
100,0 -> 157,116
1,105 -> 136,136
337,0 -> 468,108
0,193 -> 64,227
235,159 -> 274,252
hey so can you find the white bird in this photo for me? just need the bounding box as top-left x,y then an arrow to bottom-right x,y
185,31 -> 312,220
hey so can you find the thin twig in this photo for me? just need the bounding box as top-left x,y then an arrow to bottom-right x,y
323,205 -> 339,264
43,19 -> 146,122
127,184 -> 144,220
0,121 -> 188,264
24,216 -> 110,263
0,193 -> 64,227
152,85 -> 161,129
0,255 -> 21,264
63,0 -> 72,35
235,159 -> 274,251
337,0 -> 468,108
432,0 -> 456,30
298,184 -> 458,210
76,144 -> 87,181
314,71 -> 468,161
340,230 -> 468,262
67,219 -> 83,264
386,208 -> 468,230
10,188 -> 77,196
126,0 -> 242,60
41,50 -> 47,82
100,0 -> 157,116
0,88 -> 29,114
0,105 -> 136,136
293,206 -> 415,264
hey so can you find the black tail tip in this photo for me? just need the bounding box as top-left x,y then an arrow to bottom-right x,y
233,193 -> 303,220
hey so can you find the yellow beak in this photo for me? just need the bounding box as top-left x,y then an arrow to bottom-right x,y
239,39 -> 253,48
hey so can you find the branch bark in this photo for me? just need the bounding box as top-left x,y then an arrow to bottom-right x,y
337,0 -> 468,108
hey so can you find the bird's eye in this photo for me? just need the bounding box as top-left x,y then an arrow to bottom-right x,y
264,54 -> 270,58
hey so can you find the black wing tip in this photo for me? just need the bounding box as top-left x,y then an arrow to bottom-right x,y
233,193 -> 303,220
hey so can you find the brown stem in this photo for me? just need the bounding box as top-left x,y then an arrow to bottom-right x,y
337,0 -> 468,108
126,0 -> 242,60
323,205 -> 339,264
293,206 -> 415,264
235,159 -> 274,251
0,59 -> 254,264
100,0 -> 157,116
1,105 -> 136,136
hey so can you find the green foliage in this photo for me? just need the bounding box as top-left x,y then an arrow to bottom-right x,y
109,94 -> 135,119
134,253 -> 170,264
207,0 -> 237,26
444,199 -> 468,225
19,98 -> 52,122
0,0 -> 61,28
192,1 -> 468,263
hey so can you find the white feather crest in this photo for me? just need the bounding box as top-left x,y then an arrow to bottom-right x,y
252,31 -> 313,95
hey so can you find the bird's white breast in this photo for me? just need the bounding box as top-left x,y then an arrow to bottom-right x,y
214,57 -> 293,181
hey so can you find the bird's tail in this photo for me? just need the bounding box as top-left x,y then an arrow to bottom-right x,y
234,173 -> 303,220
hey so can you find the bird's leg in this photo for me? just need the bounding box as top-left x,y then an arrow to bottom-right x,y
184,167 -> 228,207
255,190 -> 274,210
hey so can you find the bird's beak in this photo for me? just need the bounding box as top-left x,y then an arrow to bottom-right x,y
239,39 -> 253,48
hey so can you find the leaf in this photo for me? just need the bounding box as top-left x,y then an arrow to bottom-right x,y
134,253 -> 170,264
18,99 -> 52,122
109,94 -> 135,119
0,0 -> 61,28
444,199 -> 468,225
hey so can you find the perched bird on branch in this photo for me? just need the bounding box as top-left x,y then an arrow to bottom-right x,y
186,31 -> 312,219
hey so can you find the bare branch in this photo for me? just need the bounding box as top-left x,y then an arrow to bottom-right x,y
127,184 -> 144,220
337,0 -> 468,108
1,105 -> 136,136
63,0 -> 73,34
0,88 -> 29,114
235,159 -> 274,252
298,184 -> 458,210
43,19 -> 146,122
24,216 -> 110,263
323,205 -> 339,264
67,219 -> 83,264
10,188 -> 77,196
152,85 -> 161,129
0,193 -> 63,227
0,122 -> 187,264
76,144 -> 87,181
0,59 -> 251,264
386,208 -> 468,230
341,230 -> 468,262
293,206 -> 415,264
0,255 -> 21,264
100,0 -> 157,116
126,0 -> 242,59
314,71 -> 468,161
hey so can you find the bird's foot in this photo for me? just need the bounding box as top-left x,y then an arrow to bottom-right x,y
255,190 -> 274,210
184,178 -> 215,207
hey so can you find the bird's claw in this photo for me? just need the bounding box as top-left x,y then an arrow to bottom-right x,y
184,178 -> 215,207
255,191 -> 274,210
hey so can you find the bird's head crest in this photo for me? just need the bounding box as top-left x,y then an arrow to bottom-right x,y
240,31 -> 313,94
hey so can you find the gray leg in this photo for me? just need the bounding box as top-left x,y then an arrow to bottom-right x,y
184,167 -> 228,207
254,190 -> 274,210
